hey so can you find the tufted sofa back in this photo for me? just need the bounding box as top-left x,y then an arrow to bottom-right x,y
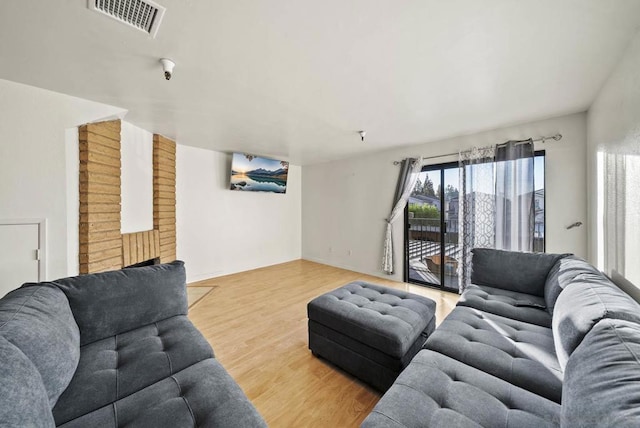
471,248 -> 569,297
52,260 -> 187,346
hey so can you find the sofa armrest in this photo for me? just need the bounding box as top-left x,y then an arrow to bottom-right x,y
471,248 -> 569,297
52,261 -> 187,346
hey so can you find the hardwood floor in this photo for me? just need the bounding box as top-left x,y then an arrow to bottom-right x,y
186,285 -> 215,307
187,260 -> 459,427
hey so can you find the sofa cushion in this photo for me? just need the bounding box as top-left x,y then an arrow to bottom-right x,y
553,274 -> 640,370
52,315 -> 214,425
52,261 -> 187,346
543,255 -> 601,315
562,319 -> 640,427
307,281 -> 436,358
57,358 -> 267,428
457,284 -> 552,327
471,248 -> 568,297
361,349 -> 560,428
0,336 -> 55,427
0,284 -> 80,407
425,306 -> 562,402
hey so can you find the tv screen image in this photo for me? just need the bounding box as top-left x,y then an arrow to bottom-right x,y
230,153 -> 289,193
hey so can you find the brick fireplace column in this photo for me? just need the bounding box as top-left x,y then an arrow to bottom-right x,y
153,134 -> 177,263
78,120 -> 122,274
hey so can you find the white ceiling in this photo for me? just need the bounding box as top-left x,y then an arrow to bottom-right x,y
1,1 -> 640,165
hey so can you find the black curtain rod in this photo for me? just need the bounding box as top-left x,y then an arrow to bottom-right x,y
393,133 -> 562,165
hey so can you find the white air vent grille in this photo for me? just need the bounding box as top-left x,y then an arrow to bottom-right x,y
89,0 -> 166,38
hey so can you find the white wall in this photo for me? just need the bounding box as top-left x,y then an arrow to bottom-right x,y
65,127 -> 80,275
120,121 -> 153,233
302,112 -> 588,282
0,79 -> 125,281
587,30 -> 640,286
176,145 -> 301,283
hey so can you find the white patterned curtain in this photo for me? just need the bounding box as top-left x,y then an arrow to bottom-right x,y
600,150 -> 640,282
382,157 -> 423,274
458,146 -> 496,292
495,140 -> 535,251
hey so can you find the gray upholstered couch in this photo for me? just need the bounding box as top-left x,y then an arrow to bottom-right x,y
363,248 -> 640,427
0,260 -> 266,428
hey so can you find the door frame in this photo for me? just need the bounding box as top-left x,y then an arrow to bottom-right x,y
0,218 -> 47,281
404,162 -> 459,291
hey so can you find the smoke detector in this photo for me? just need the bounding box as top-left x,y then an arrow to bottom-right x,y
88,0 -> 166,38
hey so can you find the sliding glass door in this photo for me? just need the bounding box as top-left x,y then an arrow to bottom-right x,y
405,153 -> 545,292
405,163 -> 460,292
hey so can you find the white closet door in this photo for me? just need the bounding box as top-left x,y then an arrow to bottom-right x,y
0,223 -> 40,297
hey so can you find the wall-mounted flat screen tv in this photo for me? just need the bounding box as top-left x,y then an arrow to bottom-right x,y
230,153 -> 289,193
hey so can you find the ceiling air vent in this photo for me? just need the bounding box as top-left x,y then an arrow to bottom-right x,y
88,0 -> 166,38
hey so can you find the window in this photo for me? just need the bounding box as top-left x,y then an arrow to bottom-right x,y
533,153 -> 545,252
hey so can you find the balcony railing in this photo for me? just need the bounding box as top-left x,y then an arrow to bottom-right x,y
408,217 -> 459,244
408,217 -> 545,254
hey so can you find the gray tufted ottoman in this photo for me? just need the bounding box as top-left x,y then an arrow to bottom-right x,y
307,281 -> 436,391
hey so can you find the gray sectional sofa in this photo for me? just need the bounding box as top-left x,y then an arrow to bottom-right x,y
363,248 -> 640,427
0,261 -> 266,428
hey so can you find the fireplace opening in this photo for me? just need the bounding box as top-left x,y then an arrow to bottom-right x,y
124,257 -> 161,269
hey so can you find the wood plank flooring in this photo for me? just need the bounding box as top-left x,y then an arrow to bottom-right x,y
187,260 -> 459,427
186,285 -> 215,308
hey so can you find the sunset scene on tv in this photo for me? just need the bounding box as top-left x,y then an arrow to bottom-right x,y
230,153 -> 289,193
